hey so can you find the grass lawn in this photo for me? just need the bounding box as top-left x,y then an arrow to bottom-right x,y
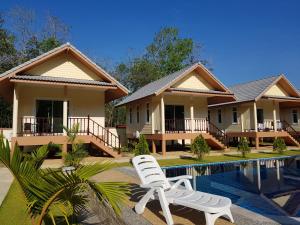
0,181 -> 31,225
1,149 -> 300,225
115,149 -> 300,168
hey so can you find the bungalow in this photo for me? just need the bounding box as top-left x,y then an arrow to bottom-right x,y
0,43 -> 129,158
208,75 -> 300,149
116,63 -> 236,156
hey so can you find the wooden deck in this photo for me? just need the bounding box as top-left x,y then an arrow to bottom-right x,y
225,131 -> 300,149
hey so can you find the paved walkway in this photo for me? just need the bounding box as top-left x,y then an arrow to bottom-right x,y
0,168 -> 13,206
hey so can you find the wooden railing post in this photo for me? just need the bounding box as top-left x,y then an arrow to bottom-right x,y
206,118 -> 209,132
87,115 -> 90,135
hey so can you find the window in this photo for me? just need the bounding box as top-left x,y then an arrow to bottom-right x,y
257,109 -> 264,124
137,106 -> 140,123
129,108 -> 132,124
208,110 -> 211,122
146,103 -> 150,123
232,107 -> 238,124
292,109 -> 298,124
218,109 -> 222,124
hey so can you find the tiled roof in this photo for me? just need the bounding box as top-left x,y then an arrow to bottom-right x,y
0,42 -> 129,93
116,63 -> 231,106
116,64 -> 196,106
228,76 -> 280,102
10,75 -> 116,87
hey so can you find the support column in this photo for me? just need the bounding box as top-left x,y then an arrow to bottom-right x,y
152,140 -> 156,154
273,101 -> 277,132
253,102 -> 258,132
190,104 -> 194,132
151,103 -> 155,134
241,112 -> 244,132
162,139 -> 166,156
12,85 -> 19,137
160,97 -> 165,134
63,86 -> 68,135
255,136 -> 259,150
62,142 -> 68,156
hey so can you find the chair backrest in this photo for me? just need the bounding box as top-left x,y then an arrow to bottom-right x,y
132,155 -> 171,189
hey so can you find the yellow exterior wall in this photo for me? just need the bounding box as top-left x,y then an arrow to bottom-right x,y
126,100 -> 153,137
281,107 -> 300,131
26,53 -> 101,81
17,84 -> 105,132
209,106 -> 242,132
125,94 -> 209,137
264,84 -> 289,97
172,71 -> 213,90
209,100 -> 280,132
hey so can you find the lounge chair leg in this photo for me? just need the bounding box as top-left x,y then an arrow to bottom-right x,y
135,188 -> 155,214
157,188 -> 174,225
204,212 -> 217,225
223,208 -> 234,223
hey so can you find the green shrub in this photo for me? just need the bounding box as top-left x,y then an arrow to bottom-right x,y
134,134 -> 150,156
273,138 -> 287,154
237,137 -> 250,158
191,135 -> 210,160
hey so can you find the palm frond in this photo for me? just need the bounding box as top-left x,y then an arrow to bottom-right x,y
89,181 -> 130,215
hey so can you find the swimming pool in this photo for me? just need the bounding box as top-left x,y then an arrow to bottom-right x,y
162,155 -> 300,220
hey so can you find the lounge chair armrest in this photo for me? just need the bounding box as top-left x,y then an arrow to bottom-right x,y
167,175 -> 192,182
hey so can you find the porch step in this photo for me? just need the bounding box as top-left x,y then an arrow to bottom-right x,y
205,133 -> 226,150
88,135 -> 121,158
282,132 -> 300,147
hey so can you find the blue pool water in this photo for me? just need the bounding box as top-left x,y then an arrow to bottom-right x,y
163,155 -> 300,218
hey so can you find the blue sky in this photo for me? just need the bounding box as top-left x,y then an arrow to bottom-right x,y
1,0 -> 300,87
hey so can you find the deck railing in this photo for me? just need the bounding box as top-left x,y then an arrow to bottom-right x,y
18,116 -> 120,150
19,116 -> 63,136
165,118 -> 208,132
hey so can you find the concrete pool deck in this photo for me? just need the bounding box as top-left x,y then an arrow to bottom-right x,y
0,168 -> 13,206
111,166 -> 300,225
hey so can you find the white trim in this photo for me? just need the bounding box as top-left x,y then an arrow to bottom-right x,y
161,97 -> 165,134
12,85 -> 19,137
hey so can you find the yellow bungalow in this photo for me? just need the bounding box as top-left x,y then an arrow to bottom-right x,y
116,63 -> 235,156
0,43 -> 129,158
209,75 -> 300,149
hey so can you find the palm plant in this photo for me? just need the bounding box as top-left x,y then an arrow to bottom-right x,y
0,137 -> 130,225
63,123 -> 88,168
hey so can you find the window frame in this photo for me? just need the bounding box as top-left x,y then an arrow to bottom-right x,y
232,107 -> 238,124
292,109 -> 298,124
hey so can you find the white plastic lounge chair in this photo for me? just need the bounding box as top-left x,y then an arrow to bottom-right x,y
132,155 -> 234,225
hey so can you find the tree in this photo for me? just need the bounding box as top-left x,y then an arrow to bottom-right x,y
237,137 -> 251,158
115,27 -> 205,92
273,138 -> 287,154
0,136 -> 129,225
191,135 -> 211,160
134,134 -> 150,156
0,14 -> 18,73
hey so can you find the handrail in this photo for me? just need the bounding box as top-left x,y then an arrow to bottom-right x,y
282,120 -> 300,142
68,116 -> 121,152
207,119 -> 226,144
